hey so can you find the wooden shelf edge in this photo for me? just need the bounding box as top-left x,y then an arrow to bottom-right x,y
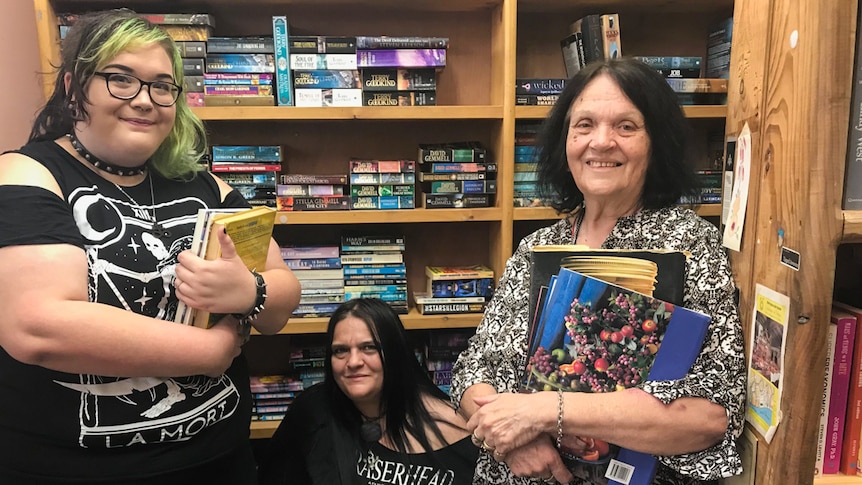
843,210 -> 862,243
192,105 -> 504,121
250,420 -> 279,440
812,474 -> 862,484
515,104 -> 727,120
257,309 -> 483,335
274,207 -> 504,224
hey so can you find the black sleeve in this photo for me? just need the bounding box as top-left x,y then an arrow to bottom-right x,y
223,188 -> 252,209
0,185 -> 84,248
257,389 -> 316,485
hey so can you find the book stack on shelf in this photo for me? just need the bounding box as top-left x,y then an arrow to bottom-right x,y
814,304 -> 861,477
341,235 -> 408,313
283,245 -> 345,318
418,142 -> 496,209
414,265 -> 494,315
560,13 -> 621,78
678,170 -> 723,205
513,122 -> 547,208
515,78 -> 567,106
249,374 -> 303,422
176,40 -> 206,107
348,159 -> 416,210
425,330 -> 472,395
356,35 -> 447,107
276,174 -> 350,211
203,36 -> 276,108
289,35 -> 361,107
211,145 -> 281,207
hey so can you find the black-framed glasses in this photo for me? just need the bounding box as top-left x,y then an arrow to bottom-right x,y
93,72 -> 182,107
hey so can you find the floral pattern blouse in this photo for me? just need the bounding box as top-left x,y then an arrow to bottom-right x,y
450,206 -> 746,485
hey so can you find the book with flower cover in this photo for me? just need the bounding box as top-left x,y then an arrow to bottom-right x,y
523,266 -> 709,485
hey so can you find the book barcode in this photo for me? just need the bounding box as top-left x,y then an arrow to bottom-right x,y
605,459 -> 634,485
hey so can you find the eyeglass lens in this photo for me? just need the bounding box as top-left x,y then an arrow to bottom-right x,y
105,73 -> 180,106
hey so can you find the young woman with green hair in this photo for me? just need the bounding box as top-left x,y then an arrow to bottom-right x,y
0,9 -> 300,484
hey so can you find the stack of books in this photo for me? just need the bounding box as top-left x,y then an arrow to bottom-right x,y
203,36 -> 276,107
560,13 -> 621,77
425,330 -> 472,394
413,265 -> 494,315
211,146 -> 281,207
276,174 -> 350,211
418,142 -> 496,209
348,160 -> 416,210
249,375 -> 304,421
282,245 -> 345,318
357,35 -> 447,106
289,35 -> 361,107
341,235 -> 408,313
515,78 -> 567,106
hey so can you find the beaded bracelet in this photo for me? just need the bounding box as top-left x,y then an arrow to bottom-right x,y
556,388 -> 564,449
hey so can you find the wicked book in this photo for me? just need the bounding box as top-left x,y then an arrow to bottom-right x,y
524,266 -> 708,485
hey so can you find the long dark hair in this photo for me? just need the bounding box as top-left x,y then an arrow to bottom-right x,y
536,57 -> 700,214
324,298 -> 452,453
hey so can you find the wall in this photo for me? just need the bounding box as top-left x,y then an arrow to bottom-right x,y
0,2 -> 44,151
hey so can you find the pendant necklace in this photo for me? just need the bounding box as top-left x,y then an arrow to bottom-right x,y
113,175 -> 172,241
359,412 -> 385,442
68,133 -> 148,177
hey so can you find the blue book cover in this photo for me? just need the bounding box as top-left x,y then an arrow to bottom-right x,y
272,16 -> 293,105
524,265 -> 709,485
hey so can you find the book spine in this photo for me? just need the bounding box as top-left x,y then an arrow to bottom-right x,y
277,184 -> 345,196
845,12 -> 862,209
294,88 -> 363,107
580,15 -> 604,64
182,58 -> 204,76
361,68 -> 437,91
423,193 -> 494,208
350,160 -> 416,173
204,85 -> 272,96
633,56 -> 702,70
283,257 -> 343,270
515,78 -> 568,95
206,54 -> 276,73
419,147 -> 487,163
816,323 -> 838,475
421,180 -> 496,194
292,70 -> 361,89
665,78 -> 729,93
420,163 -> 497,173
183,76 -> 204,92
515,94 -> 560,106
212,145 -> 281,161
418,302 -> 486,314
345,278 -> 406,286
355,36 -> 449,49
560,34 -> 581,78
341,235 -> 405,246
344,291 -> 407,301
341,252 -> 403,264
836,304 -> 862,475
272,16 -> 293,106
343,267 -> 406,276
418,172 -> 488,182
276,195 -> 350,211
176,41 -> 207,58
203,95 -> 275,106
141,13 -> 215,26
204,73 -> 274,84
290,53 -> 358,70
211,164 -> 283,172
351,185 -> 414,197
825,313 -> 858,473
207,36 -> 274,53
280,246 -> 341,259
705,18 -> 733,79
280,174 -> 348,185
362,91 -> 437,106
289,35 -> 357,53
357,49 -> 447,68
350,173 -> 416,185
349,195 -> 415,210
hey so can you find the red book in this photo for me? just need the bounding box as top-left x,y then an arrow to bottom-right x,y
211,163 -> 283,172
823,307 -> 858,474
836,302 -> 862,475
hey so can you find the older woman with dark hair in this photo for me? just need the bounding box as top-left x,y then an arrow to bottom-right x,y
258,298 -> 479,485
451,58 -> 745,485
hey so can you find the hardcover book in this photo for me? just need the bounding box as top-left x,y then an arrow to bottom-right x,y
834,301 -> 862,475
207,36 -> 274,53
357,49 -> 447,68
523,266 -> 709,485
823,308 -> 858,474
355,36 -> 450,50
272,16 -> 293,106
845,8 -> 862,210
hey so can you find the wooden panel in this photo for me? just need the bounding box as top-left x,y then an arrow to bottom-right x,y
193,106 -> 503,120
517,0 -> 732,14
728,0 -> 856,484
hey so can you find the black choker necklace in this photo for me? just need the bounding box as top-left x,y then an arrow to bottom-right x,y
68,133 -> 148,177
359,412 -> 384,443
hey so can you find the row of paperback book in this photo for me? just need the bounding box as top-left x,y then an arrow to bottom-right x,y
249,346 -> 326,421
811,302 -> 862,476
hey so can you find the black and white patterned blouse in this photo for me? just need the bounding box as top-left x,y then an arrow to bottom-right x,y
451,206 -> 745,485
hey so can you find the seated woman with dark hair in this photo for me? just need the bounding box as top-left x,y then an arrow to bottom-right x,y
258,298 -> 479,485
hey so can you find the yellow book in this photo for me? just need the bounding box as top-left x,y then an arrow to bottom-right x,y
191,206 -> 277,329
